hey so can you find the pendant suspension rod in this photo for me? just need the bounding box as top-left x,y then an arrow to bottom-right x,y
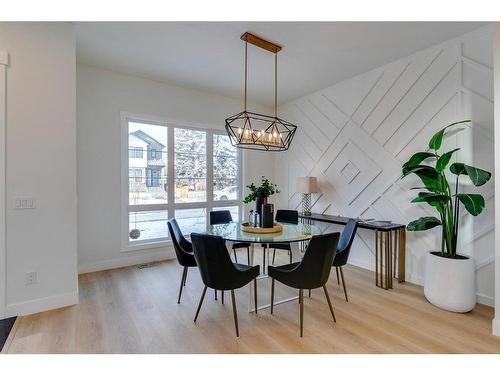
274,53 -> 278,118
244,40 -> 248,112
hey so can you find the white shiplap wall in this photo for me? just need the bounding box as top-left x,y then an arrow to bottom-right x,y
275,26 -> 495,305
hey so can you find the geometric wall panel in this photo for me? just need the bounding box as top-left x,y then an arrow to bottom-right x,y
324,142 -> 381,206
341,161 -> 360,183
276,25 -> 495,306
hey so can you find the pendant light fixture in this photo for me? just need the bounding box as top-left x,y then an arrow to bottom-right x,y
225,32 -> 297,151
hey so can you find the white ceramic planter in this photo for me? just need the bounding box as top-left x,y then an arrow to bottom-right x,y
424,252 -> 476,313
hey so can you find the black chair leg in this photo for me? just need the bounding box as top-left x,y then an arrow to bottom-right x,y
194,285 -> 207,322
308,289 -> 311,298
222,290 -> 224,305
215,289 -> 217,301
262,247 -> 266,274
272,248 -> 276,265
233,249 -> 238,263
177,266 -> 188,304
322,285 -> 336,323
183,267 -> 188,286
339,267 -> 348,302
230,290 -> 239,337
253,279 -> 258,314
299,289 -> 304,337
270,278 -> 275,314
289,250 -> 292,264
247,247 -> 250,265
336,267 -> 340,285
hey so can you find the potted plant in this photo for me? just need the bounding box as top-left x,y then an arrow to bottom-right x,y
243,176 -> 280,219
401,120 -> 491,312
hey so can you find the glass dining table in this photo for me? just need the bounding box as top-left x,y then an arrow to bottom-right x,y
205,221 -> 323,312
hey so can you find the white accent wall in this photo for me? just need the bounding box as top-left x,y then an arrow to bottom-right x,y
77,64 -> 274,273
0,23 -> 78,317
274,26 -> 495,306
492,22 -> 500,337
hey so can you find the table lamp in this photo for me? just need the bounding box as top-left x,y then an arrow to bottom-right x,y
297,176 -> 318,216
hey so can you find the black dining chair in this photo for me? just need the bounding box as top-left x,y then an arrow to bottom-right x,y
190,233 -> 260,337
209,210 -> 251,264
167,218 -> 198,304
268,232 -> 340,337
262,209 -> 298,266
332,219 -> 358,302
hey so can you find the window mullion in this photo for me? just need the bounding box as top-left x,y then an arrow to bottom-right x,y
206,129 -> 214,228
167,125 -> 175,219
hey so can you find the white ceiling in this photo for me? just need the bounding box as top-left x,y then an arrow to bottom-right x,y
75,22 -> 487,106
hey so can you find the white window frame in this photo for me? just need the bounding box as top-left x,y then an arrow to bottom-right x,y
120,112 -> 243,252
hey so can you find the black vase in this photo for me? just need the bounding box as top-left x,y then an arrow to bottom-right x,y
255,195 -> 268,225
261,203 -> 274,228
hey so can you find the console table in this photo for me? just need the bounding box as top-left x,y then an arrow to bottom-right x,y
299,213 -> 406,290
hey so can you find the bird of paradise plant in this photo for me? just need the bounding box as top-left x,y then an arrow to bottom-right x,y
401,120 -> 492,258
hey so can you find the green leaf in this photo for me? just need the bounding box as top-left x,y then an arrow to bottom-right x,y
456,194 -> 485,216
464,165 -> 491,187
407,217 -> 442,231
428,128 -> 446,151
411,192 -> 450,203
409,186 -> 440,193
436,148 -> 460,172
402,152 -> 436,175
429,120 -> 471,151
411,192 -> 450,213
403,165 -> 442,192
450,163 -> 492,187
449,162 -> 466,175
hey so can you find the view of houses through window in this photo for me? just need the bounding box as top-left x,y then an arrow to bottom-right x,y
126,119 -> 240,245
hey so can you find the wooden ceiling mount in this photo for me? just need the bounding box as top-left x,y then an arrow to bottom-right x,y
240,32 -> 282,54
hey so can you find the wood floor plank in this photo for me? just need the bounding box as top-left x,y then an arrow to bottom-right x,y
4,251 -> 500,353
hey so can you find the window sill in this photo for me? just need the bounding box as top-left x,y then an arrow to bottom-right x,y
121,239 -> 173,253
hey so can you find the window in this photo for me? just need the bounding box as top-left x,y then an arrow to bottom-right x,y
129,146 -> 143,158
122,114 -> 241,248
213,134 -> 238,201
174,128 -> 206,203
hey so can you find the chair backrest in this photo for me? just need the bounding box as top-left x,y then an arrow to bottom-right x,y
190,232 -> 241,290
295,232 -> 340,289
334,219 -> 358,266
209,210 -> 233,225
275,209 -> 299,224
167,218 -> 193,266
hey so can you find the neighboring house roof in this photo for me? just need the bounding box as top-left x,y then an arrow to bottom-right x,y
130,130 -> 165,149
147,159 -> 166,167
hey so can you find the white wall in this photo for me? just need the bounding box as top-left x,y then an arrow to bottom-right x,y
0,23 -> 78,317
493,22 -> 500,336
275,26 -> 495,306
77,64 -> 274,273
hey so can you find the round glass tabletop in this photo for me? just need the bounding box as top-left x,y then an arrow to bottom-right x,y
205,222 -> 322,243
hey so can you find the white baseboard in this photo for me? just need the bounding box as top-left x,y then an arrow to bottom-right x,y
493,318 -> 500,337
476,293 -> 495,307
5,291 -> 79,318
78,248 -> 175,274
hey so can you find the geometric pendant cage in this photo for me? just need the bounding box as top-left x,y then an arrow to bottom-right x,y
225,111 -> 297,151
225,32 -> 298,152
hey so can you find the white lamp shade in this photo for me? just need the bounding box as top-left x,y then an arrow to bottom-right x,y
297,176 -> 318,193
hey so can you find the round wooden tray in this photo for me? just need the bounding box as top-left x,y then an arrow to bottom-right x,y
241,222 -> 283,234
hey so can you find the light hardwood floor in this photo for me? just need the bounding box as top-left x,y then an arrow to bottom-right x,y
3,251 -> 500,353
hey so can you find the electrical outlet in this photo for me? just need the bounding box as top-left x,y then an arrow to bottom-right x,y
25,271 -> 37,285
14,197 -> 36,210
